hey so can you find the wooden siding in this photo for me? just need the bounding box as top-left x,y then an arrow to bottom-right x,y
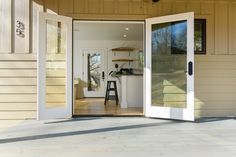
0,0 -> 11,53
195,55 -> 236,118
14,0 -> 30,53
0,54 -> 37,119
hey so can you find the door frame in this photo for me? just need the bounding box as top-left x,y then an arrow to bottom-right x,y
72,20 -> 145,116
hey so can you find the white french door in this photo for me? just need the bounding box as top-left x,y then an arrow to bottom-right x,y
37,13 -> 72,120
145,12 -> 195,121
82,49 -> 107,97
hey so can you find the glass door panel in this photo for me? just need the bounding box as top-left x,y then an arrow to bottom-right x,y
151,20 -> 187,108
87,53 -> 101,92
145,12 -> 194,121
38,13 -> 72,120
46,20 -> 67,108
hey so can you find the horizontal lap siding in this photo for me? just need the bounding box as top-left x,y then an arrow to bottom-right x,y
195,56 -> 236,118
0,111 -> 36,120
0,54 -> 37,119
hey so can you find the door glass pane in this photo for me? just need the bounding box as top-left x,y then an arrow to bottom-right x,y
151,20 -> 187,108
46,20 -> 67,108
87,53 -> 101,91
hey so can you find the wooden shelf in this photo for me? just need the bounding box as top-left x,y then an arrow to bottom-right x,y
112,59 -> 137,62
111,47 -> 134,52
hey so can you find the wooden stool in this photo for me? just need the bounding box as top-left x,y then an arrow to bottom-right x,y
104,81 -> 119,105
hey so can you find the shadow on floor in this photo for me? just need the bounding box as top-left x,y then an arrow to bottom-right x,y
44,117 -> 236,125
195,117 -> 236,123
44,117 -> 102,124
0,121 -> 178,144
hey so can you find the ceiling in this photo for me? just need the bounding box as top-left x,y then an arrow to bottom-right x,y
73,21 -> 144,41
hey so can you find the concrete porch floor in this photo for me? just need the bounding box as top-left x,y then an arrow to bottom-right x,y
0,117 -> 236,157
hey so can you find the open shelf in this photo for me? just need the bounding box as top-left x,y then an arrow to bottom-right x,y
111,47 -> 134,52
112,59 -> 138,62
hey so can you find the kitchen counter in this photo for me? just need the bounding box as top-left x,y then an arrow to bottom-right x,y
120,75 -> 143,108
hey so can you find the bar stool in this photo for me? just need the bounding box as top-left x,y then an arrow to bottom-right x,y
104,81 -> 119,105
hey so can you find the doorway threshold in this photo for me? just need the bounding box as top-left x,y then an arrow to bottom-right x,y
72,114 -> 144,117
74,98 -> 143,116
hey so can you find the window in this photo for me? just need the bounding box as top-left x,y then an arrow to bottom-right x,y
194,19 -> 206,54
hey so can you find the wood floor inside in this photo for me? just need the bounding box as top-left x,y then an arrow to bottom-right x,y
73,98 -> 143,116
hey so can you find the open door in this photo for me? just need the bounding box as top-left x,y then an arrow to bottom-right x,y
145,12 -> 194,121
37,13 -> 72,120
82,49 -> 107,97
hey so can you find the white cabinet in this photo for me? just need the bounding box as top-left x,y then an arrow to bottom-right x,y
120,75 -> 143,108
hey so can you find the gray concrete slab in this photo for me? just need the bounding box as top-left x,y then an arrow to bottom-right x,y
0,117 -> 236,157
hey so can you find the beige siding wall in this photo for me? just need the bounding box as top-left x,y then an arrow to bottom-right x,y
0,0 -> 42,120
0,54 -> 37,119
195,56 -> 236,118
0,0 -> 11,53
1,0 -> 236,119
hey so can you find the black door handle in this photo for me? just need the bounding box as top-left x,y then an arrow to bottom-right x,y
188,61 -> 193,76
102,71 -> 105,80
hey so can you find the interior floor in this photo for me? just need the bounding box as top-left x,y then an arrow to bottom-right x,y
73,98 -> 143,116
